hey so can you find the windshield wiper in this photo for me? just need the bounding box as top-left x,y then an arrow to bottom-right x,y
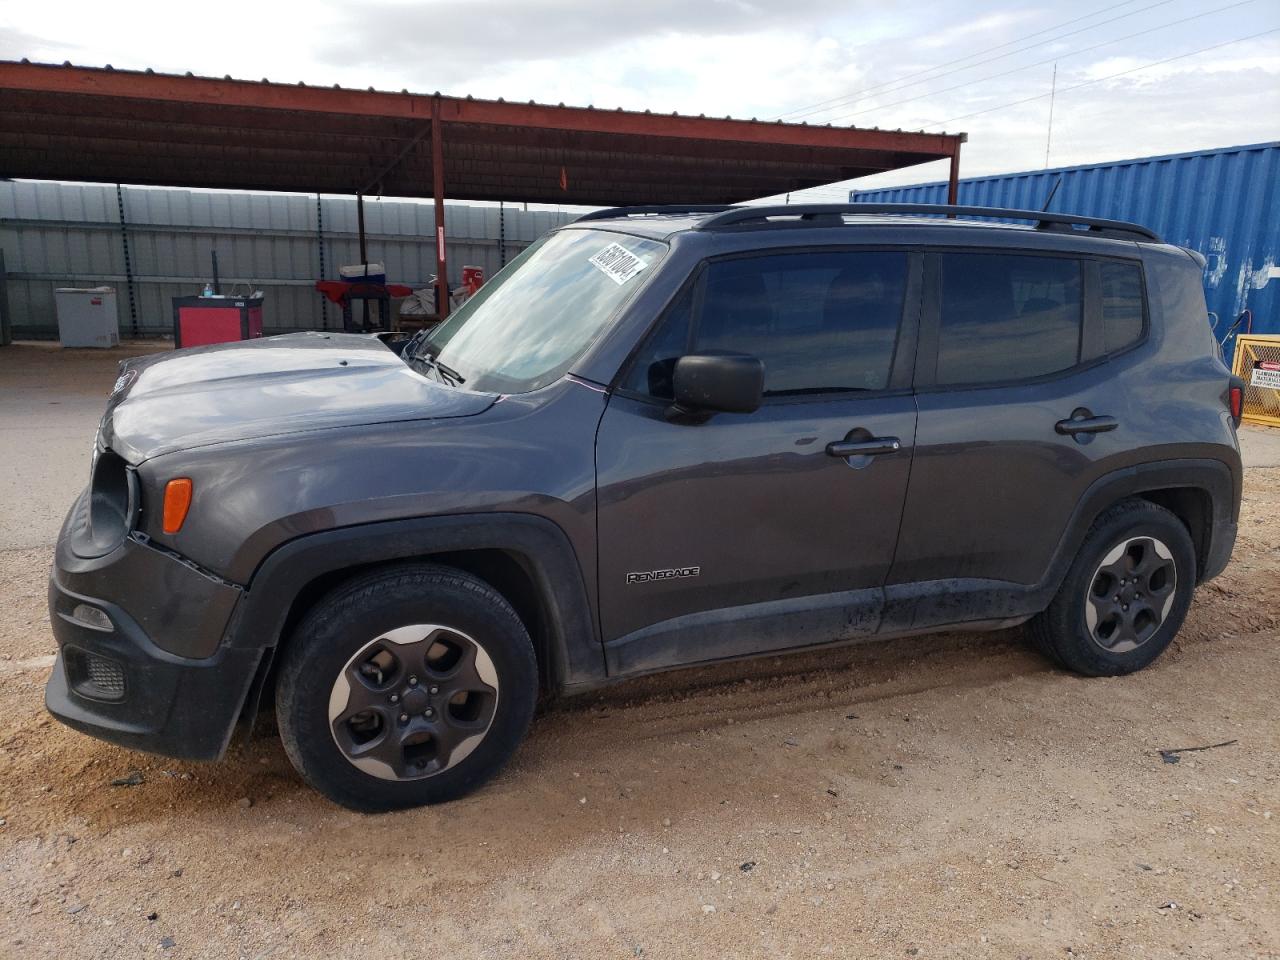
402,329 -> 430,361
407,351 -> 466,386
399,330 -> 465,385
431,357 -> 466,385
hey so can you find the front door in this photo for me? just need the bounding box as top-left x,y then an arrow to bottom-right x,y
595,248 -> 922,674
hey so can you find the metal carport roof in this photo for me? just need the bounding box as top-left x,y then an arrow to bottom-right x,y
0,59 -> 966,320
0,60 -> 965,206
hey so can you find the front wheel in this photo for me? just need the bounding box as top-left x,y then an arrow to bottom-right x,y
1028,499 -> 1196,677
276,563 -> 538,812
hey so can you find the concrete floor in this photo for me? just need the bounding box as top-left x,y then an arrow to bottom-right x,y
1241,417 -> 1280,467
0,341 -> 169,550
1,340 -> 1278,552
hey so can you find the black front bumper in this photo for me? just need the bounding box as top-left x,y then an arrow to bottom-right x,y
46,514 -> 263,762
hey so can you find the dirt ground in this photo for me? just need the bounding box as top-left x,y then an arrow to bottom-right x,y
1,348 -> 1278,959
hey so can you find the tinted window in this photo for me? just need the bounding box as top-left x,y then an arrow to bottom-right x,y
625,251 -> 908,398
1100,261 -> 1145,353
937,253 -> 1082,385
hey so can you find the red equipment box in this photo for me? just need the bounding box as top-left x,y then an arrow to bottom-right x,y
461,265 -> 485,296
172,296 -> 264,348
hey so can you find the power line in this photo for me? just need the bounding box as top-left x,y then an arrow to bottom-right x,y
820,0 -> 1258,126
774,0 -> 1152,120
921,25 -> 1280,129
778,0 -> 1174,122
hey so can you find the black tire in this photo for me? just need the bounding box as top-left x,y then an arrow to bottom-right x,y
1028,499 -> 1196,677
275,563 -> 537,812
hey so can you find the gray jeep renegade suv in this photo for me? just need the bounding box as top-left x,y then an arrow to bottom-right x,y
47,203 -> 1243,811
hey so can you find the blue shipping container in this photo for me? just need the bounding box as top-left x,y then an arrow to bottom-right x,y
851,142 -> 1280,362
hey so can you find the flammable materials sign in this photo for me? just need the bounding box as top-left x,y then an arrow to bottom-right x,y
1251,360 -> 1280,391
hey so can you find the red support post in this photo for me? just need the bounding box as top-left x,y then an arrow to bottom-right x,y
947,145 -> 961,206
432,98 -> 449,321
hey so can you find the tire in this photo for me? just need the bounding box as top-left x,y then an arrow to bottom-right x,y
275,563 -> 538,812
1028,499 -> 1196,677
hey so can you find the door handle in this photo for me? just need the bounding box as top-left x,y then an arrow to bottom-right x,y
1055,414 -> 1118,436
826,437 -> 901,458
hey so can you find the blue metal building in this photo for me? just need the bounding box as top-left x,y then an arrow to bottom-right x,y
851,142 -> 1280,360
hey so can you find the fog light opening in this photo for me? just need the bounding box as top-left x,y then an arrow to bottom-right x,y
70,603 -> 114,632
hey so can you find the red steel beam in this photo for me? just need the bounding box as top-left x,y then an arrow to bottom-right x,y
947,141 -> 962,205
432,98 -> 448,321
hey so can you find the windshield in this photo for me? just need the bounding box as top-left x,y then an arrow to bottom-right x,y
417,228 -> 668,393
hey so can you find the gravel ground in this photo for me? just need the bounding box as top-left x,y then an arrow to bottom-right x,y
0,345 -> 1277,959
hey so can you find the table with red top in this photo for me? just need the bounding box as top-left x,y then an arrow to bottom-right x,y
315,280 -> 414,332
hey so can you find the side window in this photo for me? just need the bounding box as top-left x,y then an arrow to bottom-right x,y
698,251 -> 907,395
624,250 -> 908,399
936,253 -> 1082,385
1100,261 -> 1145,353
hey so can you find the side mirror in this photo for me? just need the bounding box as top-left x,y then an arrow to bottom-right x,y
669,353 -> 764,419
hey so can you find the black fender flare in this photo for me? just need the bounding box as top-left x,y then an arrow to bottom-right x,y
1042,456 -> 1239,597
225,513 -> 605,711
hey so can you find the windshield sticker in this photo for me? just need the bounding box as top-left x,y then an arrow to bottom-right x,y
589,243 -> 649,285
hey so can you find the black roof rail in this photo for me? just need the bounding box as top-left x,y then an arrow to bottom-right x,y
574,204 -> 739,223
694,203 -> 1162,242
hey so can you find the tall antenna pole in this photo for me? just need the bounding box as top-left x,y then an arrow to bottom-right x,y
1044,62 -> 1058,169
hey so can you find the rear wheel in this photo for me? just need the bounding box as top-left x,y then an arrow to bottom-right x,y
1029,499 -> 1196,677
276,563 -> 537,811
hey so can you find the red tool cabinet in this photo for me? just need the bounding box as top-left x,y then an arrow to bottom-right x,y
172,296 -> 264,348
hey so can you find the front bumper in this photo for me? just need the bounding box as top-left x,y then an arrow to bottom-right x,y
46,507 -> 263,761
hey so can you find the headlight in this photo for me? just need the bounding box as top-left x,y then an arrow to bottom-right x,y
73,449 -> 138,557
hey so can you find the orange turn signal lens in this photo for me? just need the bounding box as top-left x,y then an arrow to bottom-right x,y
162,478 -> 193,534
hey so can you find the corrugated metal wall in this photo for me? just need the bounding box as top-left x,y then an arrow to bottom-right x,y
0,182 -> 576,338
852,142 -> 1280,359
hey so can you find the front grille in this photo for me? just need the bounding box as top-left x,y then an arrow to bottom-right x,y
66,648 -> 126,701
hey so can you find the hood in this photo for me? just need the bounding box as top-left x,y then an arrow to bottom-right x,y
101,332 -> 497,462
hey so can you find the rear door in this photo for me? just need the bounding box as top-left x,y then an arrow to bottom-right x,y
884,248 -> 1150,627
594,248 -> 922,671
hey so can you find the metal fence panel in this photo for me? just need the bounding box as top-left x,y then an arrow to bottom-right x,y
851,142 -> 1280,364
1230,334 -> 1280,428
0,183 -> 576,338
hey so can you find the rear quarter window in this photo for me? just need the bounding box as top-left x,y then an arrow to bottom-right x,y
1100,261 -> 1146,353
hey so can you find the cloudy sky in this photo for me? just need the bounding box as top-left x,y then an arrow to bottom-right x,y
2,0 -> 1278,200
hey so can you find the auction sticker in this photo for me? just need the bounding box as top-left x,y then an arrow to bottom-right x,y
589,243 -> 648,285
1251,362 -> 1280,391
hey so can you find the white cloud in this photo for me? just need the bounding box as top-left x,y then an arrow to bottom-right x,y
914,10 -> 1037,49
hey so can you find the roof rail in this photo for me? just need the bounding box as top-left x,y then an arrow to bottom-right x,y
575,204 -> 739,223
694,203 -> 1161,242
